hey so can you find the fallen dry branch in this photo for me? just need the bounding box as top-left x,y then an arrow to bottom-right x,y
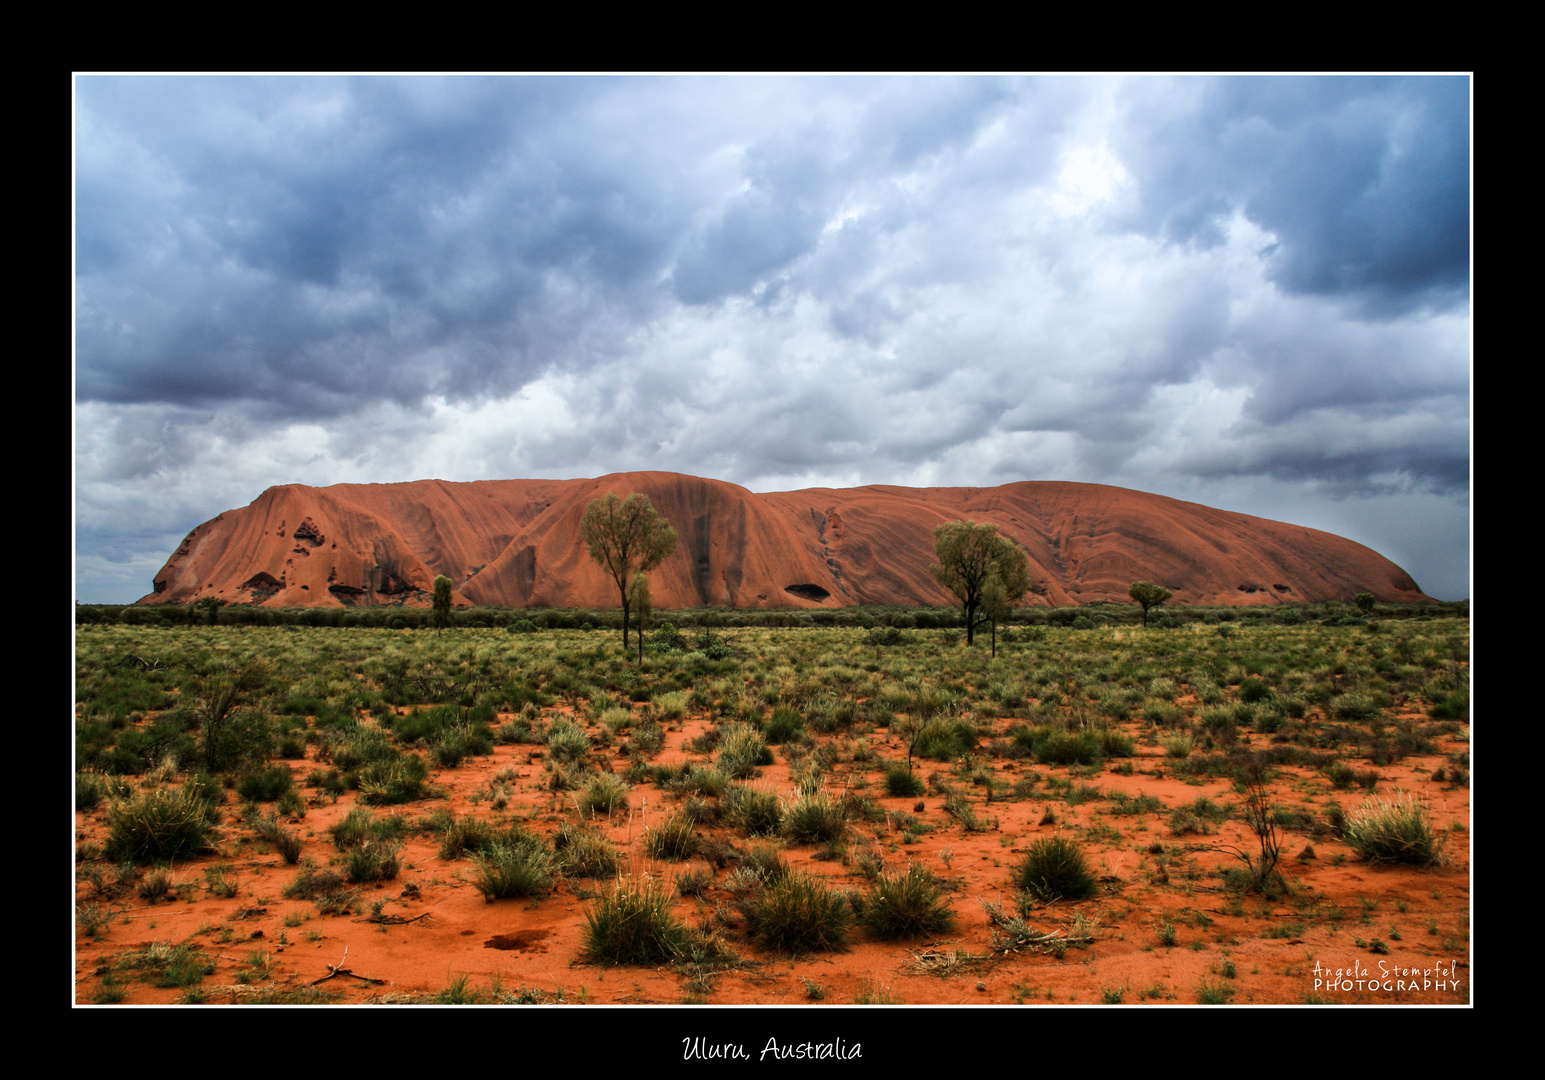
981,900 -> 1097,956
367,911 -> 432,925
310,947 -> 386,986
906,946 -> 994,977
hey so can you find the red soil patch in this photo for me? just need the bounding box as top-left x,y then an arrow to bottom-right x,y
74,709 -> 1470,1007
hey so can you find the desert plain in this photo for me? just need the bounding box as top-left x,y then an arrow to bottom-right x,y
74,609 -> 1470,1007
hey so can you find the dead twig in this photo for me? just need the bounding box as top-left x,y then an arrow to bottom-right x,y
310,946 -> 386,986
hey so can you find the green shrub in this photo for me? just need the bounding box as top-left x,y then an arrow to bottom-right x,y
744,872 -> 851,954
1342,793 -> 1441,865
356,753 -> 430,805
725,784 -> 783,836
251,813 -> 303,864
855,863 -> 955,940
1239,677 -> 1274,703
911,718 -> 976,761
431,724 -> 493,768
103,786 -> 217,865
717,723 -> 772,779
763,705 -> 806,745
1031,728 -> 1103,766
645,813 -> 700,860
471,836 -> 554,900
1013,836 -> 1098,902
739,843 -> 789,886
883,761 -> 925,797
780,789 -> 847,845
1096,727 -> 1136,758
236,764 -> 294,802
554,825 -> 620,879
577,773 -> 630,817
582,876 -> 691,965
342,840 -> 401,883
545,720 -> 591,764
435,813 -> 499,860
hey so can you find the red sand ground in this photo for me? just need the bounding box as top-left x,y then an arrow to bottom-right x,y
74,704 -> 1470,1008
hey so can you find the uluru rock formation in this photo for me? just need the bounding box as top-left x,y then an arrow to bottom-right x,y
140,472 -> 1430,610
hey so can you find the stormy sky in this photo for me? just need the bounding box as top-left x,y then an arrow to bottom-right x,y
74,74 -> 1471,603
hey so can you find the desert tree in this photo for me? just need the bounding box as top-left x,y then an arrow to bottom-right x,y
579,492 -> 677,650
1353,592 -> 1376,616
630,574 -> 652,663
432,575 -> 454,635
1128,581 -> 1173,628
193,661 -> 273,773
929,520 -> 1030,646
980,570 -> 1012,658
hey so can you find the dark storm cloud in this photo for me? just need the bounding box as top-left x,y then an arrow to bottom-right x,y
74,75 -> 1470,604
1111,75 -> 1469,314
76,76 -> 690,417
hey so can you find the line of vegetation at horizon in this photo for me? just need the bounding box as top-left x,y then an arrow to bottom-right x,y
78,597 -> 1468,631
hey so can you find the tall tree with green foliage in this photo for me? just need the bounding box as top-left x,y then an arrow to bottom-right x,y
1128,581 -> 1172,627
432,575 -> 453,635
980,570 -> 1011,658
929,520 -> 1031,646
579,493 -> 677,649
630,574 -> 652,662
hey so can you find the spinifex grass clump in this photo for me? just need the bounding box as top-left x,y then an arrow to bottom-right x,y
780,788 -> 847,845
553,822 -> 621,879
356,752 -> 431,805
854,862 -> 955,940
342,840 -> 401,883
236,763 -> 294,802
251,812 -> 303,864
717,723 -> 772,779
104,785 -> 218,865
724,783 -> 783,836
645,812 -> 700,860
883,761 -> 925,797
1343,792 -> 1441,865
545,719 -> 591,764
471,835 -> 554,900
1013,835 -> 1098,902
1021,726 -> 1104,767
582,875 -> 692,965
577,773 -> 630,817
743,872 -> 851,954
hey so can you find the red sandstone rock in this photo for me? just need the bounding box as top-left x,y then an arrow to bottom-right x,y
140,472 -> 1430,609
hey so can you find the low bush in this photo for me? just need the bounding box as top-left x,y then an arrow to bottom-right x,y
582,876 -> 691,965
471,836 -> 554,900
236,764 -> 294,803
645,813 -> 700,860
342,840 -> 401,883
356,753 -> 430,805
724,784 -> 783,836
1342,793 -> 1441,865
717,723 -> 772,779
103,786 -> 217,865
251,813 -> 303,864
781,789 -> 846,845
744,872 -> 851,954
1013,835 -> 1098,902
855,863 -> 955,940
577,773 -> 630,817
883,761 -> 925,797
545,720 -> 591,764
553,824 -> 620,879
1028,727 -> 1103,767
